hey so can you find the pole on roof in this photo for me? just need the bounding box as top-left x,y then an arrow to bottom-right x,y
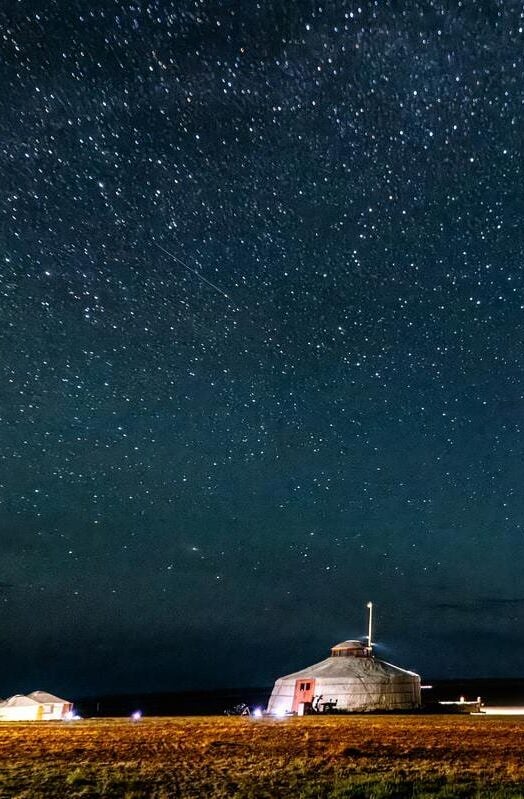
366,601 -> 373,653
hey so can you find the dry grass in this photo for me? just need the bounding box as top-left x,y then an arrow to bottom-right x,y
0,715 -> 523,798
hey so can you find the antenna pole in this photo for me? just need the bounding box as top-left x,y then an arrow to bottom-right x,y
366,601 -> 373,653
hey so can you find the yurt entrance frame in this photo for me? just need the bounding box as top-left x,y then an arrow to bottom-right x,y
292,678 -> 316,712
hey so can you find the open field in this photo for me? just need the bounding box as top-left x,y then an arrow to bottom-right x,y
1,715 -> 523,798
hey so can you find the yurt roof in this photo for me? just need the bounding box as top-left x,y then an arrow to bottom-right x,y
2,694 -> 40,707
331,639 -> 364,650
28,691 -> 68,704
278,655 -> 419,681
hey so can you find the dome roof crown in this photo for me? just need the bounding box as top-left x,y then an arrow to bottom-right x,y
331,639 -> 370,657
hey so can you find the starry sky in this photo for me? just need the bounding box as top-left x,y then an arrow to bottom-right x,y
1,0 -> 524,697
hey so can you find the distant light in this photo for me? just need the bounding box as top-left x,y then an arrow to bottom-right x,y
483,707 -> 524,716
131,710 -> 142,721
253,707 -> 263,718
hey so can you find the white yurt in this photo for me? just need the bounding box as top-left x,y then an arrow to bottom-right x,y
0,692 -> 72,721
27,691 -> 73,720
0,695 -> 42,721
268,605 -> 421,715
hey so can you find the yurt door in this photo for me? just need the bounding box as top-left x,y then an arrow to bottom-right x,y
292,678 -> 316,712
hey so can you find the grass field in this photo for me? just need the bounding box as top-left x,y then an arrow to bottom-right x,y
0,715 -> 523,798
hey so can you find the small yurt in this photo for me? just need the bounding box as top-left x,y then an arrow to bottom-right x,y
268,606 -> 421,715
0,695 -> 42,721
0,692 -> 72,721
27,691 -> 73,720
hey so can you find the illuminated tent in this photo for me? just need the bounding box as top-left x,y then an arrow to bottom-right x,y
0,695 -> 42,721
267,640 -> 421,714
27,691 -> 73,720
0,692 -> 72,721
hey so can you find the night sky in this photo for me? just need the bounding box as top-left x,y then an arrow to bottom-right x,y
1,0 -> 524,697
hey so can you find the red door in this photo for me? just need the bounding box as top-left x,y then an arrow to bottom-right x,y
292,678 -> 316,712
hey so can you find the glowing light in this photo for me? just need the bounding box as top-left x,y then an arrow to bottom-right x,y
131,710 -> 142,721
483,707 -> 524,716
252,707 -> 263,718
